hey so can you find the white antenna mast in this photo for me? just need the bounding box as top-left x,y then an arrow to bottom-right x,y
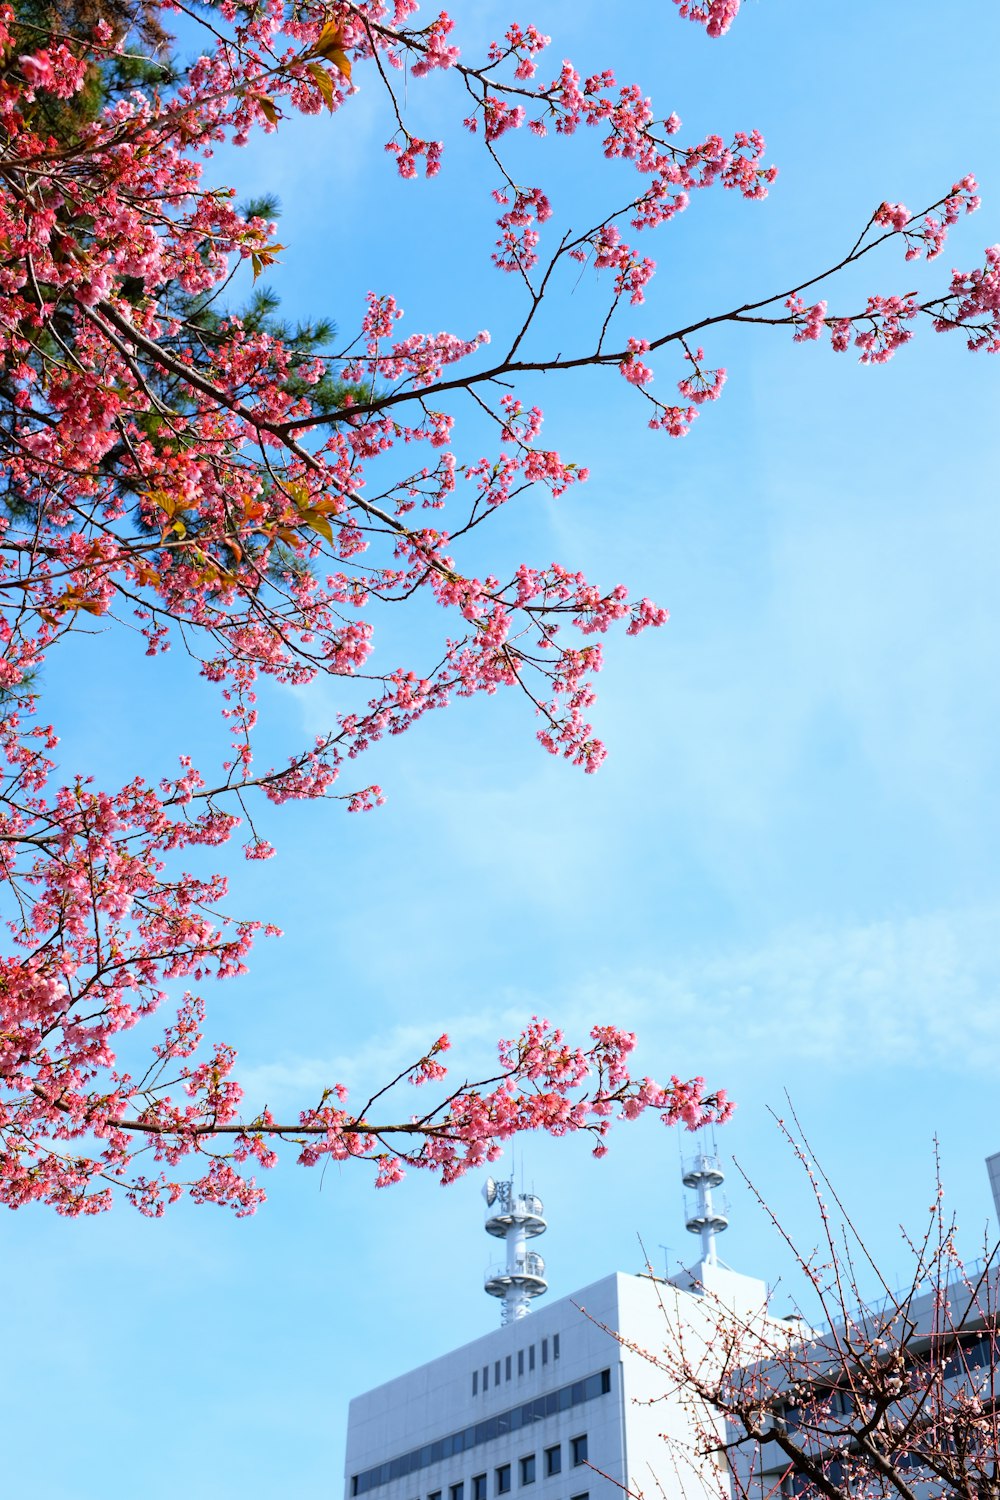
682,1137 -> 729,1268
482,1177 -> 548,1325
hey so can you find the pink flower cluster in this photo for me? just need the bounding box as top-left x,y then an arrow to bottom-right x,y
409,11 -> 460,75
586,224 -> 656,306
17,44 -> 88,98
875,179 -> 979,263
874,201 -> 911,232
935,243 -> 1000,353
677,346 -> 727,403
670,0 -> 742,38
648,404 -> 697,438
385,134 -> 444,178
785,295 -> 828,342
493,187 -> 553,273
620,336 -> 654,385
487,22 -> 551,81
843,294 -> 919,364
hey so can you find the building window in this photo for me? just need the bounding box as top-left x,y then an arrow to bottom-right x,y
349,1368 -> 612,1497
541,1338 -> 548,1366
496,1467 -> 511,1495
473,1477 -> 487,1500
495,1360 -> 501,1385
553,1334 -> 560,1360
519,1456 -> 536,1487
472,1371 -> 478,1397
483,1365 -> 489,1392
544,1446 -> 561,1478
429,1491 -> 441,1500
517,1350 -> 524,1377
505,1355 -> 512,1382
570,1492 -> 589,1500
451,1485 -> 464,1500
528,1345 -> 535,1372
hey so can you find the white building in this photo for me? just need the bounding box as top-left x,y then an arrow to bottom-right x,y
733,1251 -> 1000,1500
724,1151 -> 1000,1500
344,1159 -> 770,1500
345,1151 -> 1000,1500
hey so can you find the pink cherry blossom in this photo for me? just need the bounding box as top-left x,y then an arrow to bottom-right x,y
0,0 -> 993,1215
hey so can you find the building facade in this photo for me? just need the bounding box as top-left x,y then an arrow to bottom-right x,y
344,1166 -> 769,1500
731,1260 -> 1000,1500
346,1152 -> 1000,1500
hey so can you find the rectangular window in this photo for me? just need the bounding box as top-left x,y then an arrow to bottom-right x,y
570,1492 -> 589,1500
553,1334 -> 560,1360
541,1338 -> 548,1366
517,1350 -> 524,1377
472,1370 -> 478,1397
496,1467 -> 511,1496
528,1345 -> 535,1372
519,1456 -> 536,1487
429,1491 -> 441,1500
505,1354 -> 512,1382
544,1446 -> 561,1478
451,1485 -> 464,1500
495,1360 -> 501,1385
351,1368 -> 611,1499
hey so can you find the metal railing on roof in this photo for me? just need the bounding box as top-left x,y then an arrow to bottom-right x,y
798,1254 -> 996,1339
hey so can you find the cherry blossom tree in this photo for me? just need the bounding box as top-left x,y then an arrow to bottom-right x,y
3,0 -> 998,1215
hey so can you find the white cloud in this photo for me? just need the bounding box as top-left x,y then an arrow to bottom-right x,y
237,999 -> 530,1110
563,903 -> 1000,1074
237,902 -> 1000,1123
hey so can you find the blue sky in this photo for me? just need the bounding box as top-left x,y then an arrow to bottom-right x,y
7,1 -> 1000,1495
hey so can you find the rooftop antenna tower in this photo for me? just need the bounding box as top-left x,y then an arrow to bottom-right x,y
482,1176 -> 548,1325
682,1132 -> 729,1268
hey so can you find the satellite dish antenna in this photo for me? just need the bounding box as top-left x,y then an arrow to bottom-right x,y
482,1177 -> 497,1206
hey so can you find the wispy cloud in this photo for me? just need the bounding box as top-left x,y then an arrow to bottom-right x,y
237,1001 -> 530,1110
562,904 -> 1000,1074
237,902 -> 1000,1119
